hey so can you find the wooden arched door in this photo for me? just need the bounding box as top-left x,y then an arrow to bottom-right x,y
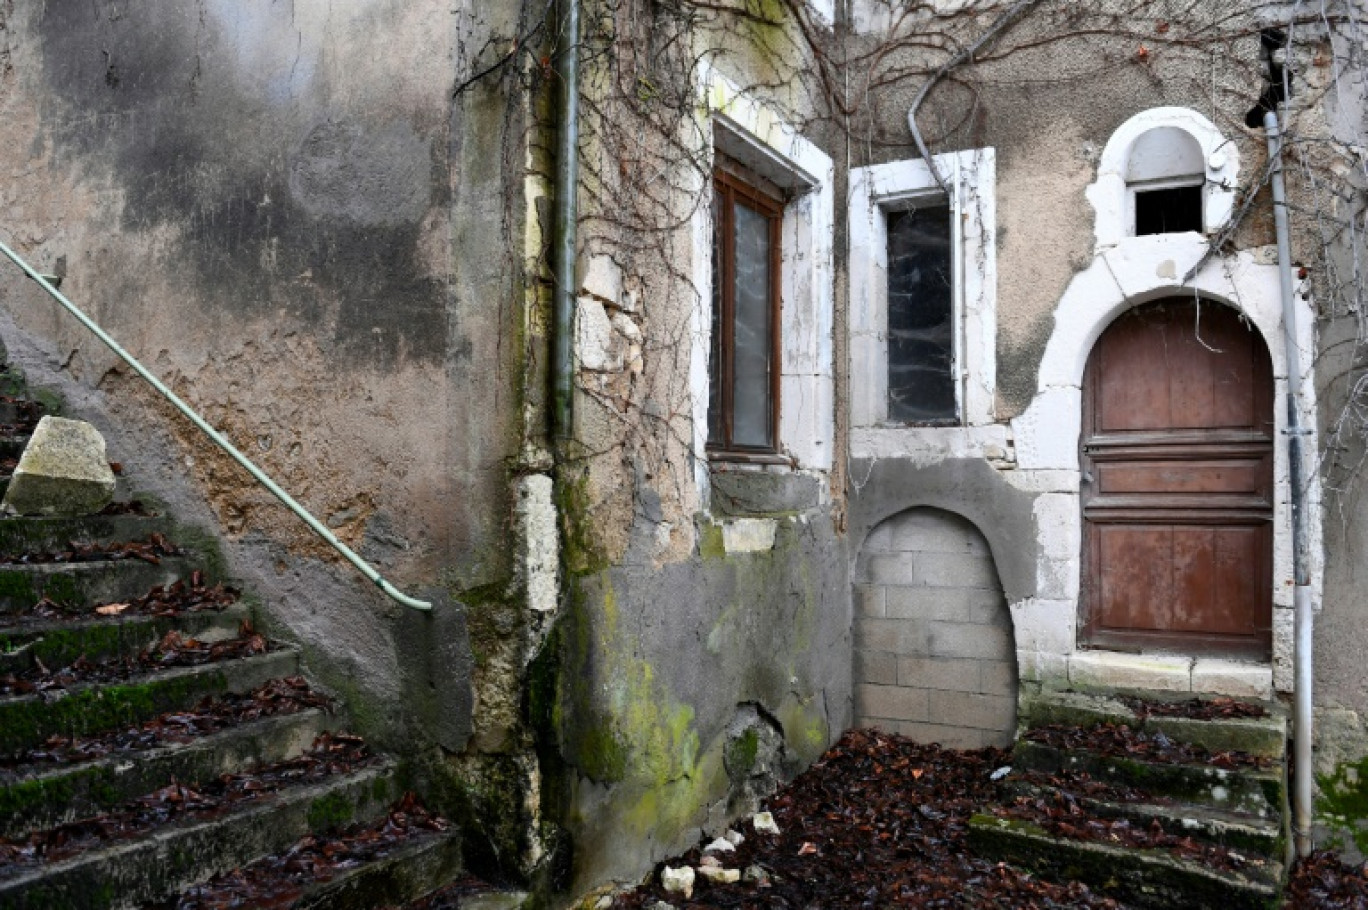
1081,298 -> 1274,658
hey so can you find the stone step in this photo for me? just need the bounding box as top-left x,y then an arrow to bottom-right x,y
1013,739 -> 1285,820
0,706 -> 336,838
1020,690 -> 1287,760
969,813 -> 1282,910
0,557 -> 201,613
0,514 -> 178,557
1002,779 -> 1285,857
0,761 -> 397,910
0,604 -> 249,674
282,829 -> 464,910
0,646 -> 300,759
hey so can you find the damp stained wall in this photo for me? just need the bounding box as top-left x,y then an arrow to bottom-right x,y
0,0 -> 533,779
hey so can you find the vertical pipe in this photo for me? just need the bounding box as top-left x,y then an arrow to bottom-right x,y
1264,109 -> 1315,859
552,0 -> 581,441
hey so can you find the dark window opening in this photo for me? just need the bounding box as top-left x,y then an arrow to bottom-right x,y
710,166 -> 783,455
887,205 -> 956,424
1135,185 -> 1203,236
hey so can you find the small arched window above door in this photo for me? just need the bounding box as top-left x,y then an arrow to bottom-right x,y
1086,107 -> 1239,249
1127,126 -> 1205,235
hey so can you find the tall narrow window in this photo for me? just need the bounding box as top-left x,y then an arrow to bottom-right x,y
710,165 -> 783,454
886,204 -> 955,423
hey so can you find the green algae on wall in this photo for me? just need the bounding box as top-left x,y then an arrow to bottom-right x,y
1318,757 -> 1368,853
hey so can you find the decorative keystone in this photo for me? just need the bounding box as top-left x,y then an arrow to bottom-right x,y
2,416 -> 116,517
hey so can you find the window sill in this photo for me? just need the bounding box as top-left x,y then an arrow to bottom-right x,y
707,450 -> 793,467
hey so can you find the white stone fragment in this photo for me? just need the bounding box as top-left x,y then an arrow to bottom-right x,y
2,416 -> 115,517
724,828 -> 745,846
752,811 -> 781,836
660,866 -> 694,899
721,519 -> 777,554
697,866 -> 741,885
703,836 -> 736,853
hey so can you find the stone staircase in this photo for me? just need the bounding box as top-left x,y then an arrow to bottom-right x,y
970,687 -> 1289,910
0,362 -> 518,908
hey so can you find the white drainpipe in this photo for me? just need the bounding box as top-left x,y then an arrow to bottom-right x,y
1263,109 -> 1315,860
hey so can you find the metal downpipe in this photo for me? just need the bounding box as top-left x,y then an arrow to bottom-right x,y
551,0 -> 580,441
1264,110 -> 1315,859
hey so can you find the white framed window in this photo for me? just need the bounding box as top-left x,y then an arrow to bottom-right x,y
849,149 -> 997,431
690,65 -> 835,484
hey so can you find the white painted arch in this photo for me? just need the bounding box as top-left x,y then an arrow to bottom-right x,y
1086,106 -> 1241,250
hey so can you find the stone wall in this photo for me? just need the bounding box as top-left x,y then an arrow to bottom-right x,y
854,508 -> 1016,748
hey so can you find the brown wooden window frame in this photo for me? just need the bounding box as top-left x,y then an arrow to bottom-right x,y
709,165 -> 785,459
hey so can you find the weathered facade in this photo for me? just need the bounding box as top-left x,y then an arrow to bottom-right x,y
1,0 -> 1367,902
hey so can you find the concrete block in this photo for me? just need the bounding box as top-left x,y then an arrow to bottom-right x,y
886,510 -> 990,556
780,373 -> 833,471
854,617 -> 930,656
854,584 -> 885,618
896,721 -> 1010,750
885,586 -> 967,622
864,552 -> 997,590
855,650 -> 897,686
1011,387 -> 1082,471
927,689 -> 1015,732
3,417 -> 115,517
979,659 -> 1018,697
576,297 -> 623,372
721,518 -> 776,553
856,684 -> 929,723
927,620 -> 1012,660
1009,598 -> 1076,655
897,656 -> 979,693
1032,494 -> 1081,600
578,251 -> 622,304
1190,659 -> 1273,700
964,589 -> 1011,626
1273,607 -> 1294,694
1069,651 -> 1192,693
1017,649 -> 1071,687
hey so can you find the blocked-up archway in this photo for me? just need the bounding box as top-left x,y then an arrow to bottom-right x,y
853,508 -> 1017,748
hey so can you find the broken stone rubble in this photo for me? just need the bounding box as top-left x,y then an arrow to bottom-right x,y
2,416 -> 115,517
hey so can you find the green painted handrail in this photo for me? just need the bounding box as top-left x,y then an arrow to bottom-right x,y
0,239 -> 431,612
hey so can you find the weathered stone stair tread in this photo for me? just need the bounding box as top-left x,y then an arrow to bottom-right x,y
0,646 -> 300,758
0,514 -> 176,555
0,605 -> 248,673
0,762 -> 397,910
1003,779 -> 1283,856
1014,739 -> 1284,818
286,829 -> 464,909
1020,690 -> 1287,759
0,558 -> 199,613
968,813 -> 1282,910
0,707 -> 336,838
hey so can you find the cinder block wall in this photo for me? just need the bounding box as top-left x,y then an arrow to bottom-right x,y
853,508 -> 1017,748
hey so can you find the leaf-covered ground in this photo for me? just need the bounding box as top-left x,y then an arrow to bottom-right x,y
605,728 -> 1368,909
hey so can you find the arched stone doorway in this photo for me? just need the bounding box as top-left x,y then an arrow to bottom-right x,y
1080,297 -> 1275,658
853,508 -> 1017,748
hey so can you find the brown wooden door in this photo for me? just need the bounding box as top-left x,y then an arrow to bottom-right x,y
1081,299 -> 1274,658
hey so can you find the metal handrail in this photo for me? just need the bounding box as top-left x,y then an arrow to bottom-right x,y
0,239 -> 431,612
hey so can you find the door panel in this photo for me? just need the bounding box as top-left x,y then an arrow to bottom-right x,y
1081,299 -> 1273,658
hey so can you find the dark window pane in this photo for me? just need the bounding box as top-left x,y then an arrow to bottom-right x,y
887,205 -> 955,423
731,200 -> 773,447
709,188 -> 724,443
1135,185 -> 1203,235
